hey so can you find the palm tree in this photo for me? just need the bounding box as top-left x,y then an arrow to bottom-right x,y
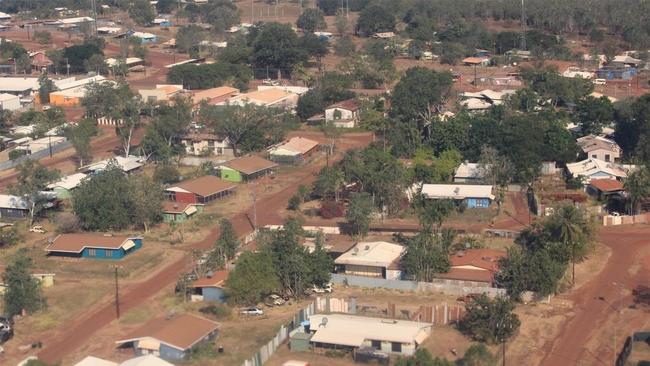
550,205 -> 592,285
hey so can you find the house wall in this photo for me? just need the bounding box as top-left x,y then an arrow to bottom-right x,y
170,192 -> 198,204
385,269 -> 402,280
80,238 -> 142,259
219,167 -> 243,183
159,343 -> 186,361
586,148 -> 620,162
201,287 -> 226,302
0,95 -> 21,111
0,207 -> 29,219
325,108 -> 356,123
342,264 -> 384,278
182,139 -> 233,157
50,93 -> 81,107
465,198 -> 491,208
361,339 -> 416,356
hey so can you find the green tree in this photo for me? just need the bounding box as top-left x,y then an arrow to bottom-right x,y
202,0 -> 240,32
225,251 -> 279,305
460,344 -> 496,366
575,96 -> 614,136
296,89 -> 324,120
72,163 -> 135,231
391,67 -> 453,126
288,194 -> 301,210
335,35 -> 356,56
412,195 -> 454,231
251,23 -> 307,75
440,42 -> 467,65
64,118 -> 97,167
477,146 -> 513,214
9,160 -> 59,225
496,245 -> 566,300
313,166 -> 344,201
129,0 -> 155,26
316,0 -> 339,15
62,43 -> 103,73
175,25 -> 206,54
395,349 -> 454,366
624,166 -> 650,215
84,53 -> 107,74
153,164 -> 180,184
308,233 -> 333,286
156,0 -> 176,13
216,218 -> 240,261
297,8 -> 326,33
38,73 -> 57,104
400,230 -> 451,281
128,174 -> 163,232
346,192 -> 374,237
3,250 -> 46,317
335,9 -> 349,35
355,4 -> 395,36
460,295 -> 520,344
167,61 -> 251,90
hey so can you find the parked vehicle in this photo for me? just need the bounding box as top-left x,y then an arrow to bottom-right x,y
593,78 -> 606,85
265,294 -> 286,307
312,283 -> 333,293
0,323 -> 13,344
240,307 -> 264,316
29,226 -> 46,234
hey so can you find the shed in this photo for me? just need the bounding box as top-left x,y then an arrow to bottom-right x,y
217,156 -> 277,182
268,137 -> 319,164
165,176 -> 237,204
46,173 -> 88,199
0,93 -> 21,111
0,194 -> 30,219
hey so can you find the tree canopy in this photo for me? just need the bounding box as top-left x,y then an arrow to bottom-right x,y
3,250 -> 46,317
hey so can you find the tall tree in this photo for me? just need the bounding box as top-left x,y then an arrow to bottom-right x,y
460,344 -> 497,366
64,118 -> 97,167
128,174 -> 163,232
128,0 -> 155,26
38,73 -> 57,104
624,166 -> 650,215
346,192 -> 374,237
313,166 -> 344,201
460,295 -> 520,344
390,67 -> 453,126
225,251 -> 279,305
400,230 -> 451,281
9,160 -> 59,225
3,250 -> 46,317
251,22 -> 307,75
208,218 -> 240,268
477,146 -> 513,214
355,4 -> 396,36
296,8 -> 326,33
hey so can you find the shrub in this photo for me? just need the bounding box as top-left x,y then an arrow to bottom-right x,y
56,212 -> 80,233
320,200 -> 345,218
288,194 -> 301,210
199,304 -> 231,319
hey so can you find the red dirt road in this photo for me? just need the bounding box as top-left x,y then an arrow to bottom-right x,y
36,132 -> 373,364
540,226 -> 650,366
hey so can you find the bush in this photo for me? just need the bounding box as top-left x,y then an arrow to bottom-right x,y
320,200 -> 345,218
199,304 -> 231,319
56,212 -> 80,233
288,194 -> 301,210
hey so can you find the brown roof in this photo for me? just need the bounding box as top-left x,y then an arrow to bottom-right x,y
232,88 -> 294,104
192,86 -> 239,105
327,98 -> 360,112
275,137 -> 319,155
117,314 -> 219,351
191,270 -> 229,288
46,234 -> 136,253
169,175 -> 236,197
589,179 -> 624,192
436,268 -> 495,283
449,249 -> 505,272
224,156 -> 277,175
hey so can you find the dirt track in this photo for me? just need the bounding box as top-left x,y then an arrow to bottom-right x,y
35,132 -> 372,364
540,225 -> 650,366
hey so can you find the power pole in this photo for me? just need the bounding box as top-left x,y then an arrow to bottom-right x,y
114,266 -> 120,319
91,0 -> 98,36
520,0 -> 526,50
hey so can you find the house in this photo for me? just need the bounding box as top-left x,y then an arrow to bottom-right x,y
587,179 -> 625,201
562,67 -> 593,79
161,201 -> 203,222
49,76 -> 111,106
565,158 -> 631,183
0,12 -> 12,20
596,66 -> 636,80
83,156 -> 144,174
226,88 -> 299,109
0,93 -> 21,111
421,184 -> 495,208
152,18 -> 172,27
0,265 -> 55,294
130,32 -> 158,43
190,270 -> 229,302
453,162 -> 485,183
178,133 -> 233,157
0,77 -> 41,96
29,51 -> 53,70
462,56 -> 490,67
115,313 -> 219,361
334,241 -> 405,280
106,57 -> 144,69
46,234 -> 143,259
14,136 -> 66,155
165,175 -> 237,204
611,55 -> 642,68
506,49 -> 532,59
436,248 -> 506,286
268,137 -> 319,164
191,86 -> 239,108
138,85 -> 184,103
307,314 -> 431,356
576,135 -> 621,162
46,172 -> 88,199
325,99 -> 361,128
459,89 -> 515,112
0,194 -> 30,219
216,155 -> 277,182
97,26 -> 123,35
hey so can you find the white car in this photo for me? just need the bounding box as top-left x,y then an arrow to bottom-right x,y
29,226 -> 46,234
240,307 -> 264,316
312,283 -> 333,293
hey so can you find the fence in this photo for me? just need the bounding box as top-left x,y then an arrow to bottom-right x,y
330,273 -> 506,297
602,213 -> 650,226
242,300 -> 317,366
0,141 -> 72,171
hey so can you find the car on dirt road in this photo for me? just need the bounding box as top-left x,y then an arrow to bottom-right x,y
312,283 -> 333,293
240,307 -> 264,316
0,322 -> 13,344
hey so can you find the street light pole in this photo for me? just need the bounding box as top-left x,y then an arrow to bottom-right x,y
114,266 -> 121,319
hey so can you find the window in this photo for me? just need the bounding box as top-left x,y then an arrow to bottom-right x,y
391,342 -> 402,353
591,154 -> 597,159
216,147 -> 223,155
88,249 -> 96,257
105,250 -> 112,257
605,154 -> 611,162
371,340 -> 381,350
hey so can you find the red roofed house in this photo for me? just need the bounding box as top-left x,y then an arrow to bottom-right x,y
463,56 -> 490,66
115,313 -> 219,361
437,248 -> 506,286
45,234 -> 143,259
190,270 -> 229,302
325,98 -> 361,128
30,51 -> 53,71
164,176 -> 236,204
587,179 -> 625,199
161,201 -> 204,222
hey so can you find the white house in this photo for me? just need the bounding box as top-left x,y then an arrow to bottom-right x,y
565,158 -> 632,183
334,241 -> 405,280
453,162 -> 486,183
421,184 -> 494,208
0,93 -> 21,111
308,314 -> 431,356
576,135 -> 621,162
325,99 -> 361,128
178,133 -> 233,157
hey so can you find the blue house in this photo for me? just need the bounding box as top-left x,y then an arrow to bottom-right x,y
420,184 -> 495,208
190,270 -> 229,302
116,314 -> 220,361
46,233 -> 142,259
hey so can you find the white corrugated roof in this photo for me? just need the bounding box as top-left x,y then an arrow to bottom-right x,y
269,137 -> 319,156
335,241 -> 404,268
0,93 -> 19,102
566,158 -> 630,180
309,314 -> 431,347
74,356 -> 118,366
59,16 -> 94,24
0,77 -> 40,92
119,355 -> 174,366
421,184 -> 495,200
0,194 -> 29,210
454,162 -> 485,180
47,173 -> 88,191
85,156 -> 144,173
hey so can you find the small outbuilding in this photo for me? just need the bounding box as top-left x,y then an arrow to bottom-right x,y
46,172 -> 88,199
268,137 -> 319,164
165,176 -> 237,204
190,270 -> 229,302
217,155 -> 277,182
161,201 -> 203,222
334,241 -> 405,280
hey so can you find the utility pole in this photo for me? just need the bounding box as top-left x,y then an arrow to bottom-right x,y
114,266 -> 120,319
48,135 -> 53,158
91,0 -> 98,36
251,184 -> 258,230
520,0 -> 526,50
